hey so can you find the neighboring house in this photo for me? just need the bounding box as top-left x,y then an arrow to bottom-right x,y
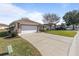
9,18 -> 42,34
66,25 -> 79,30
0,23 -> 8,29
43,24 -> 55,30
43,23 -> 66,30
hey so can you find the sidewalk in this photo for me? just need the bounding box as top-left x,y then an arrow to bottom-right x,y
69,31 -> 79,56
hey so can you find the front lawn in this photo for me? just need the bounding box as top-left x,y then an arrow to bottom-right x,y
45,30 -> 77,37
0,30 -> 41,56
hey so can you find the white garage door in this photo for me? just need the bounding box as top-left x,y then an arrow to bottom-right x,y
21,25 -> 37,34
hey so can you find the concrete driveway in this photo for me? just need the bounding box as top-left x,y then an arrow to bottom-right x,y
19,32 -> 73,56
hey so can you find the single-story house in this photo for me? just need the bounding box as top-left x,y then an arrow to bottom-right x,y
9,18 -> 42,34
0,23 -> 8,29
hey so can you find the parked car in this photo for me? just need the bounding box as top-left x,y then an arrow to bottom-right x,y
55,26 -> 66,30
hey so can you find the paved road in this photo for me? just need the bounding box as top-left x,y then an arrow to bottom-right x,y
19,32 -> 73,56
69,31 -> 79,56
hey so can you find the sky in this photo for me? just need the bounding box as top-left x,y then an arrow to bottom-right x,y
0,3 -> 79,25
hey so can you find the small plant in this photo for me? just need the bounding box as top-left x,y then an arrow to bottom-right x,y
5,26 -> 18,38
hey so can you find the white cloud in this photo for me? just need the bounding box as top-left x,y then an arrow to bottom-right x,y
0,4 -> 27,15
61,4 -> 71,11
27,12 -> 43,24
0,3 -> 43,25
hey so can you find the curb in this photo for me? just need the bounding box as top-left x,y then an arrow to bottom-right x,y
68,31 -> 79,56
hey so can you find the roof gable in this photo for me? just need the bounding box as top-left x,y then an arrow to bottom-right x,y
10,18 -> 41,26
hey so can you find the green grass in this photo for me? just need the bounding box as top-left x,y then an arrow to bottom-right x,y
45,30 -> 77,37
0,30 -> 41,56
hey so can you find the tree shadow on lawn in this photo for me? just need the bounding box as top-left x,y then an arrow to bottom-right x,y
0,52 -> 9,56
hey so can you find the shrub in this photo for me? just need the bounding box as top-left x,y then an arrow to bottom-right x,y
0,31 -> 8,37
11,31 -> 18,37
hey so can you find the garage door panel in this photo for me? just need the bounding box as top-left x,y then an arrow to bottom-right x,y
21,25 -> 37,34
22,26 -> 37,30
22,30 -> 37,33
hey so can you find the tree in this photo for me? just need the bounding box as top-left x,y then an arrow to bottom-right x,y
63,10 -> 79,30
43,13 -> 60,30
